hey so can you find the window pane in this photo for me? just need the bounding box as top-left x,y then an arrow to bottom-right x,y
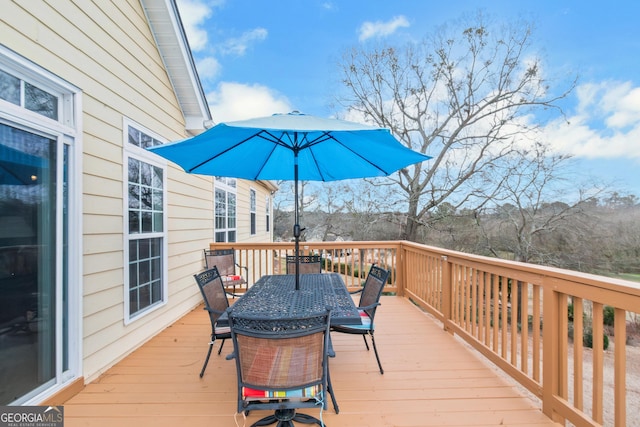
129,262 -> 138,288
129,211 -> 140,234
215,189 -> 226,229
141,162 -> 152,186
0,69 -> 20,105
127,151 -> 163,240
152,189 -> 162,210
128,238 -> 162,316
153,212 -> 163,232
152,166 -> 163,187
128,126 -> 141,147
139,259 -> 150,284
128,157 -> 138,182
129,290 -> 138,314
251,213 -> 256,235
141,133 -> 153,149
139,284 -> 151,310
0,124 -> 56,403
228,193 -> 236,228
152,280 -> 161,302
141,212 -> 152,232
25,82 -> 58,120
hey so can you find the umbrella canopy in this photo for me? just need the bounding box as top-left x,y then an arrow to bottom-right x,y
148,111 -> 431,288
0,143 -> 45,185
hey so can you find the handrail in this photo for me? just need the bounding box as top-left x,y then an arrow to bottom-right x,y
209,240 -> 640,427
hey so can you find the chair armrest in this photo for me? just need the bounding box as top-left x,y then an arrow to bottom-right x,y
225,290 -> 243,299
235,263 -> 248,275
225,352 -> 237,361
349,288 -> 363,295
204,307 -> 226,316
358,302 -> 381,312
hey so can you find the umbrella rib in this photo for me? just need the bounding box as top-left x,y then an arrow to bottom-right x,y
312,132 -> 394,176
187,130 -> 288,174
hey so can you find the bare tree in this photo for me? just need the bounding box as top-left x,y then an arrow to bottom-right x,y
336,13 -> 575,241
474,142 -> 598,265
273,180 -> 320,242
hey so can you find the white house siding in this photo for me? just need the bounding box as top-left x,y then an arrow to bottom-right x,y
1,0 -> 229,387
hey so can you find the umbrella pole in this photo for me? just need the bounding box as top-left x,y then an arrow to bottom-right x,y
293,149 -> 301,290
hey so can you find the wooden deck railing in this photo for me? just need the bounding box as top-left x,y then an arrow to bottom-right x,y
210,241 -> 640,427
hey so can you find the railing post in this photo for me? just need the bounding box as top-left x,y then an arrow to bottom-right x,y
542,282 -> 565,424
397,243 -> 405,297
441,255 -> 454,334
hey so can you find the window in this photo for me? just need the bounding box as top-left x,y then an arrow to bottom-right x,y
250,188 -> 256,235
124,121 -> 167,320
0,69 -> 59,120
265,195 -> 271,232
215,177 -> 237,242
0,46 -> 80,404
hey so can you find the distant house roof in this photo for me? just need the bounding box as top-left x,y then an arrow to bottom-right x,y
141,0 -> 211,135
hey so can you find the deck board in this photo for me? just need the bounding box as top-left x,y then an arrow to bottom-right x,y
62,296 -> 559,426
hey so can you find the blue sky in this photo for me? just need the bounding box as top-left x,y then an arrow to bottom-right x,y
175,0 -> 640,197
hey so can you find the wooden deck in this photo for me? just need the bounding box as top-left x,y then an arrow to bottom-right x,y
62,296 -> 559,426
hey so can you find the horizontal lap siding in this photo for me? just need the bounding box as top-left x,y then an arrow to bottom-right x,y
3,0 -> 213,382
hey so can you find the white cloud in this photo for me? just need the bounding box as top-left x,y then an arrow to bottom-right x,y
221,28 -> 268,56
358,16 -> 410,42
543,81 -> 640,159
195,56 -> 221,80
175,0 -> 215,51
207,82 -> 292,122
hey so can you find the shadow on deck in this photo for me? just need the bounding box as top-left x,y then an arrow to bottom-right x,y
62,296 -> 558,426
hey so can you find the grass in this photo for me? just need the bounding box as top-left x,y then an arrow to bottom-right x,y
613,273 -> 640,283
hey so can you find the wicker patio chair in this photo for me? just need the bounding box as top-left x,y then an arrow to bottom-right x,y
331,264 -> 390,374
203,248 -> 248,295
194,266 -> 232,378
226,308 -> 339,425
285,254 -> 322,275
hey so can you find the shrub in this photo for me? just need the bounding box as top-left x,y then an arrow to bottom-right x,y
568,303 -> 574,322
583,327 -> 610,350
603,305 -> 615,326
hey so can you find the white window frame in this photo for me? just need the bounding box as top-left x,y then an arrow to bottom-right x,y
214,177 -> 237,242
122,118 -> 168,324
0,45 -> 83,403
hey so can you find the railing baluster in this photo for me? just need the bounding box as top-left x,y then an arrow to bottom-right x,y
592,302 -> 604,424
614,308 -> 626,427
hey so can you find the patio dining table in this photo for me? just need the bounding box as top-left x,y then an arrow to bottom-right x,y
220,273 -> 361,326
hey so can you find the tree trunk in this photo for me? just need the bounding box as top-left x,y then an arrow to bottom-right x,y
404,197 -> 420,241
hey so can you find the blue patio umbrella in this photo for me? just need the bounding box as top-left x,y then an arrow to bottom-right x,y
148,111 -> 431,289
0,143 -> 46,185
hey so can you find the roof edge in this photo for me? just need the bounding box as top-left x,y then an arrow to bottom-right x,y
141,0 -> 212,134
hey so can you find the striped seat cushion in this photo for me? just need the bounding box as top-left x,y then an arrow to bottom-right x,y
214,324 -> 231,335
343,309 -> 371,330
243,385 -> 322,400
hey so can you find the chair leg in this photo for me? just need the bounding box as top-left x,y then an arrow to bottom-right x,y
361,334 -> 370,351
369,332 -> 384,374
200,340 -> 214,378
217,338 -> 225,355
327,368 -> 339,414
